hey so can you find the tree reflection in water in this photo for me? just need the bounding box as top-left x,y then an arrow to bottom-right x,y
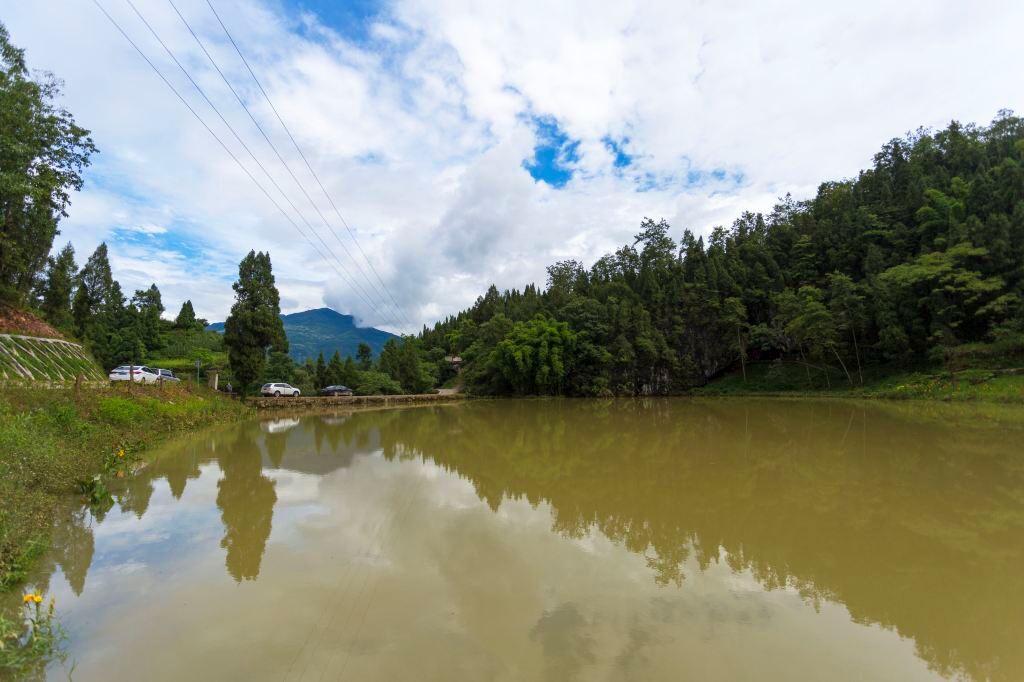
24,400 -> 1024,681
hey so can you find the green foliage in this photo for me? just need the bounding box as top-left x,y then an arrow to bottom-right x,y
263,350 -> 294,384
96,397 -> 144,424
223,251 -> 287,394
354,370 -> 403,395
326,350 -> 344,386
484,317 -> 577,395
0,23 -> 96,304
341,355 -> 358,387
313,352 -> 327,389
356,342 -> 373,370
0,595 -> 66,677
36,243 -> 77,333
174,299 -> 199,330
418,113 -> 1024,395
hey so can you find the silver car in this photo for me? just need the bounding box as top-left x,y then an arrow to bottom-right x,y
109,365 -> 160,383
261,382 -> 301,397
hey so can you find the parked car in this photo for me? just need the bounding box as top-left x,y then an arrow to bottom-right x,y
261,382 -> 301,397
109,365 -> 161,383
155,369 -> 180,382
319,385 -> 353,397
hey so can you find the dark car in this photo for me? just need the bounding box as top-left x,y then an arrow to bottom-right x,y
319,385 -> 353,397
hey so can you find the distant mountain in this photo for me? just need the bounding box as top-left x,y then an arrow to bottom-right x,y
207,307 -> 398,361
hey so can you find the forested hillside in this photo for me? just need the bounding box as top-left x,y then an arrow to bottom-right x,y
420,113 -> 1024,396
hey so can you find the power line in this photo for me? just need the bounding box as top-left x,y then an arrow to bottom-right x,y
165,0 -> 408,328
204,0 -> 414,328
120,0 -> 398,327
90,0 -> 340,286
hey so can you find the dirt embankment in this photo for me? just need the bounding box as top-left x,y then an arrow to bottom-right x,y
0,303 -> 65,339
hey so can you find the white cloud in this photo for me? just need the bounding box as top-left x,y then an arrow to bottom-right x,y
3,0 -> 1021,332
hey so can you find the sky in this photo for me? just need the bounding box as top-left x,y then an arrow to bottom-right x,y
3,0 -> 1021,333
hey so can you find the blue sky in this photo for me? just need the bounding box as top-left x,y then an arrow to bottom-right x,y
3,0 -> 1021,331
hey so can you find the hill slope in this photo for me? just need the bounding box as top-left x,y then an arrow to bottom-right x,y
0,304 -> 106,383
207,308 -> 398,361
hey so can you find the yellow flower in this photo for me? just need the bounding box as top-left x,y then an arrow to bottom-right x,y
33,594 -> 43,603
22,594 -> 33,603
23,592 -> 42,604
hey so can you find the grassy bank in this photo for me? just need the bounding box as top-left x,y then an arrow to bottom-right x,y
0,384 -> 251,591
1,383 -> 252,675
693,361 -> 1024,403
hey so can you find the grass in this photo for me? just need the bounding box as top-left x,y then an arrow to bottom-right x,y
0,335 -> 106,384
694,361 -> 1024,403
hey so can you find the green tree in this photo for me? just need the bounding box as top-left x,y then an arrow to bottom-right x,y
0,24 -> 96,302
131,283 -> 164,352
314,352 -> 328,389
341,356 -> 358,387
175,300 -> 198,329
723,297 -> 748,383
354,370 -> 402,395
783,286 -> 844,387
223,251 -> 287,394
356,342 -> 373,370
38,242 -> 76,331
378,338 -> 400,380
828,272 -> 867,384
72,243 -> 114,336
487,317 -> 578,395
326,351 -> 344,386
264,351 -> 294,384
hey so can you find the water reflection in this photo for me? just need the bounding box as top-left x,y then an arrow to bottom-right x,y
16,400 -> 1024,681
218,427 -> 276,582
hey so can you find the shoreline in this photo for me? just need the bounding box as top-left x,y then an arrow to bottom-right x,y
250,392 -> 467,410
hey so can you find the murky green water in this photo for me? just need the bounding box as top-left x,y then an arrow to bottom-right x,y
20,399 -> 1024,681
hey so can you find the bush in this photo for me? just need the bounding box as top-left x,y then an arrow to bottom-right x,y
354,370 -> 403,396
97,397 -> 144,424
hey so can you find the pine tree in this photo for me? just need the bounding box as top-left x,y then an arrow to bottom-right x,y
341,356 -> 358,387
38,242 -> 77,332
356,342 -> 373,370
314,352 -> 328,389
72,243 -> 114,336
223,251 -> 287,394
326,351 -> 344,386
175,300 -> 198,329
131,284 -> 164,351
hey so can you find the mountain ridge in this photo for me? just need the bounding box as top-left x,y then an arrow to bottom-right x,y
207,307 -> 398,361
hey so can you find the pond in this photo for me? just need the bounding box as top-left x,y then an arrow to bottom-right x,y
21,399 -> 1024,680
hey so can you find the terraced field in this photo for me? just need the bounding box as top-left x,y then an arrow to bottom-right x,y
0,334 -> 106,384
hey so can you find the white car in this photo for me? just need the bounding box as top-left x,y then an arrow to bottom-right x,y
155,368 -> 180,382
261,382 -> 301,397
109,365 -> 161,383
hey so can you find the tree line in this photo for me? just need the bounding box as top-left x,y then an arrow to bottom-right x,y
418,112 -> 1024,395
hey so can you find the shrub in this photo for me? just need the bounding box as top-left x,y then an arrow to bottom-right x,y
354,370 -> 403,396
96,397 -> 144,424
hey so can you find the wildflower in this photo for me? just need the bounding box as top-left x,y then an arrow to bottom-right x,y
117,449 -> 125,458
33,594 -> 43,603
23,592 -> 42,604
